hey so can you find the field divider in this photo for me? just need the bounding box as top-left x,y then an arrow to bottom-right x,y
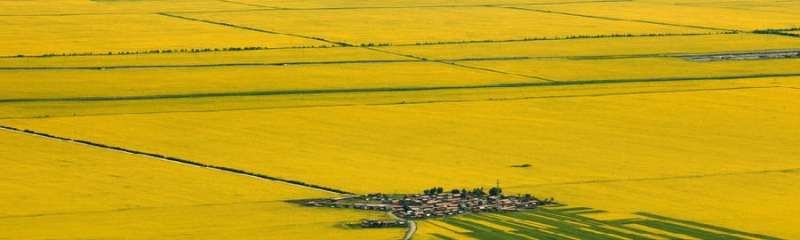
496,6 -> 738,32
0,124 -> 354,195
2,73 -> 798,104
0,59 -> 423,71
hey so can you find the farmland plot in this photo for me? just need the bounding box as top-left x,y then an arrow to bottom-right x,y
233,0 -> 573,8
3,0 -> 800,239
0,62 -> 533,101
0,14 -> 324,57
525,1 -> 800,31
2,84 -> 799,239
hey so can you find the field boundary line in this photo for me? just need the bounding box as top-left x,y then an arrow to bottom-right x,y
0,0 -> 631,17
517,167 -> 800,188
362,47 -> 556,82
2,73 -> 799,104
497,6 -> 737,32
0,125 -> 354,195
6,48 -> 800,71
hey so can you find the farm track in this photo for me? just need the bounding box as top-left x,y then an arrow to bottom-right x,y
6,47 -> 800,71
2,73 -> 799,104
517,167 -> 800,188
156,13 -> 349,46
0,125 -> 354,195
0,86 -> 778,120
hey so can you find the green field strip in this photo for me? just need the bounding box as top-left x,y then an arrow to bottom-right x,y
505,211 -> 642,239
470,213 -> 618,240
632,220 -> 748,240
0,85 -> 776,120
498,6 -> 736,32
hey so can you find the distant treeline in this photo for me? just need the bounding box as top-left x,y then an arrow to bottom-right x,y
3,44 -> 338,59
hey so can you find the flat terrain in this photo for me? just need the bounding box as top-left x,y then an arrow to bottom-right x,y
1,0 -> 799,239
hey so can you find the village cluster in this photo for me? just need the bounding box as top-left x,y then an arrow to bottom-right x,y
301,186 -> 553,225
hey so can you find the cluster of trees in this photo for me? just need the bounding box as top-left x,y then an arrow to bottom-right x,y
359,42 -> 391,47
422,186 -> 504,197
753,28 -> 800,37
410,32 -> 735,47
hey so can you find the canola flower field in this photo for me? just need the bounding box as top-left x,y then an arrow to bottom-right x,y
1,0 -> 798,239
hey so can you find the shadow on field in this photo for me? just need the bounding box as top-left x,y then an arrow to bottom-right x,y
427,205 -> 782,240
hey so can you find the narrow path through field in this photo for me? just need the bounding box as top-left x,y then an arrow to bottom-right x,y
0,85 -> 781,120
0,125 -> 354,196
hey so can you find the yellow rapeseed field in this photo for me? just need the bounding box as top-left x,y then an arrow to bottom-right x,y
183,7 -> 710,46
658,0 -> 800,15
4,0 -> 800,239
3,80 -> 798,237
0,130 -> 402,239
527,1 -> 800,31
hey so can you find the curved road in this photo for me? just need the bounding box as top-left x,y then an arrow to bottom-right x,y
403,220 -> 417,240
